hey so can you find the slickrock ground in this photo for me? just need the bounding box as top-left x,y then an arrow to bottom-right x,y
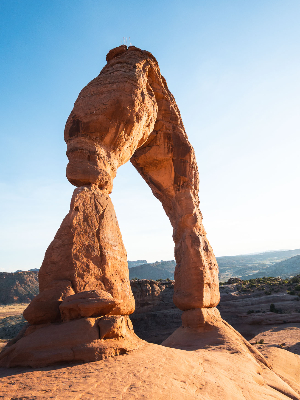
252,325 -> 300,355
251,327 -> 300,397
1,329 -> 300,399
256,347 -> 300,395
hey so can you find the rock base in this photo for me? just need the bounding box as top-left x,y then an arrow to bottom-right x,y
162,307 -> 271,368
0,316 -> 143,368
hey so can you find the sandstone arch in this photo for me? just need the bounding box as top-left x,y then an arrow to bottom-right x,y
63,45 -> 220,311
0,46 -> 220,367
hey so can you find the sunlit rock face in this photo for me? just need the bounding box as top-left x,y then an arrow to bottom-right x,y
65,44 -> 220,310
0,46 -> 220,368
65,45 -> 158,193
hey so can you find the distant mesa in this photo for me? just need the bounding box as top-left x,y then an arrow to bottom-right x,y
217,249 -> 300,281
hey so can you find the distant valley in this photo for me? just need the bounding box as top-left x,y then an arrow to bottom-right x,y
129,260 -> 175,280
1,249 -> 300,304
128,249 -> 300,281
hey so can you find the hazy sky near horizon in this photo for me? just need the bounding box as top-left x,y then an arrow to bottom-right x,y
0,0 -> 299,272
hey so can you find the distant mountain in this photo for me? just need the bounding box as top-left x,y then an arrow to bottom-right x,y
217,249 -> 300,281
0,271 -> 38,304
129,260 -> 175,280
128,260 -> 147,268
239,255 -> 300,280
129,249 -> 300,281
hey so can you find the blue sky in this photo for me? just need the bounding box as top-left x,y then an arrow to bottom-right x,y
1,0 -> 299,271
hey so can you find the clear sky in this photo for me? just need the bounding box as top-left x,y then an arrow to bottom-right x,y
0,0 -> 299,272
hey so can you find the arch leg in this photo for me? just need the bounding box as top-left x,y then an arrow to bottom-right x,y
131,114 -> 220,310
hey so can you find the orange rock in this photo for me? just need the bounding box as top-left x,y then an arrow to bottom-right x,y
181,307 -> 222,329
35,185 -> 135,321
65,45 -> 220,310
23,280 -> 74,324
2,46 -> 220,368
98,315 -> 132,339
64,48 -> 158,193
0,317 -> 142,368
59,290 -> 119,321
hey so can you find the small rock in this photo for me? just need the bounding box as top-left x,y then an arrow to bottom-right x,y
59,290 -> 119,321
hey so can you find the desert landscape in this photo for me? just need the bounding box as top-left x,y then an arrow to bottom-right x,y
1,2 -> 300,398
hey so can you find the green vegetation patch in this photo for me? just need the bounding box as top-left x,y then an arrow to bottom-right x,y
223,274 -> 300,295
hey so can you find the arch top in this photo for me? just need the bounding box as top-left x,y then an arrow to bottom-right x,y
106,45 -> 158,64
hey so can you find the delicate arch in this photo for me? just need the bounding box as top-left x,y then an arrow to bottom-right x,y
63,45 -> 220,310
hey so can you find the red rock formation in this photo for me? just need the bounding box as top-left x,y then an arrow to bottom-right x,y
23,185 -> 135,327
64,45 -> 220,311
0,46 -> 220,367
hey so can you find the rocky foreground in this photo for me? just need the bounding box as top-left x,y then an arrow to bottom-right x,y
1,278 -> 300,399
1,318 -> 300,399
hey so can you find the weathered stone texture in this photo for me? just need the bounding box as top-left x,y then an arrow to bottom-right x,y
65,45 -> 220,310
59,290 -> 119,322
1,45 -> 220,367
0,316 -> 142,368
36,185 -> 135,319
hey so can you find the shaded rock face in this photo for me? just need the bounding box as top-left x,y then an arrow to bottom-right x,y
130,280 -> 182,344
1,46 -> 219,367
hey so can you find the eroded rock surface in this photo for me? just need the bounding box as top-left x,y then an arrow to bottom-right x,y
23,185 -> 135,328
1,45 -> 220,367
59,290 -> 118,321
0,316 -> 141,368
64,45 -> 219,310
